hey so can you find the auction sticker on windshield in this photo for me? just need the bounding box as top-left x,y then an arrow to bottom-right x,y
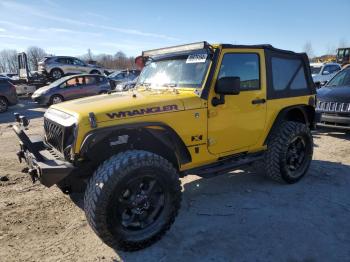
186,54 -> 208,63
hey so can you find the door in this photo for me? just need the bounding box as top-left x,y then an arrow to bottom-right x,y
83,75 -> 100,96
73,58 -> 88,73
59,76 -> 86,100
207,50 -> 267,155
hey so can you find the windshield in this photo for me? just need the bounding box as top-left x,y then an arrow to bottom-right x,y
137,53 -> 210,89
311,66 -> 321,75
109,71 -> 121,78
326,69 -> 350,87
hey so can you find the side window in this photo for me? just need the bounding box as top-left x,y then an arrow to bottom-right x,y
330,65 -> 341,73
85,76 -> 97,85
218,53 -> 260,91
64,77 -> 85,87
322,65 -> 331,74
271,57 -> 307,92
73,59 -> 85,66
115,73 -> 126,80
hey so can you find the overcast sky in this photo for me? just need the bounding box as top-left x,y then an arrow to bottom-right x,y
0,0 -> 348,57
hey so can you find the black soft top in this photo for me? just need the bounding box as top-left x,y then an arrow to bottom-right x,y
221,44 -> 307,57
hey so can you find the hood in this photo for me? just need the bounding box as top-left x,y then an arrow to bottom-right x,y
50,89 -> 205,124
33,85 -> 53,94
317,85 -> 350,102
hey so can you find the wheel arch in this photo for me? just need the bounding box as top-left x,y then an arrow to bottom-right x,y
50,67 -> 64,77
264,104 -> 315,145
79,122 -> 191,171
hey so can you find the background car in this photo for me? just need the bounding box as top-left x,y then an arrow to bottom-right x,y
108,69 -> 140,88
316,66 -> 350,130
115,76 -> 138,92
38,56 -> 106,80
0,78 -> 18,112
310,62 -> 341,86
31,74 -> 111,105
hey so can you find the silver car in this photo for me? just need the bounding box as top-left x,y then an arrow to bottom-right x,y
38,56 -> 105,80
31,74 -> 111,106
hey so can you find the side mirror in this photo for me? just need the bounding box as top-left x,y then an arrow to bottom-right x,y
212,77 -> 240,106
216,76 -> 240,95
322,70 -> 330,75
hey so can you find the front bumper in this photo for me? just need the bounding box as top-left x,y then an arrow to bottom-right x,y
13,124 -> 75,187
32,95 -> 49,105
316,111 -> 350,130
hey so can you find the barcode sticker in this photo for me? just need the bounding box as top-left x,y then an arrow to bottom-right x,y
186,54 -> 208,63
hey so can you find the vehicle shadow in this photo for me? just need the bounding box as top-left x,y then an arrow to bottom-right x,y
0,98 -> 46,124
70,159 -> 350,261
314,127 -> 350,140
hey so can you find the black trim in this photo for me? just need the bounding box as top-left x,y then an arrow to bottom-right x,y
265,49 -> 316,100
184,151 -> 264,178
200,48 -> 220,100
13,125 -> 75,187
80,122 -> 191,165
263,105 -> 314,144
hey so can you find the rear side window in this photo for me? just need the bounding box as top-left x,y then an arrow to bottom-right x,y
218,53 -> 260,91
271,57 -> 307,91
85,76 -> 97,85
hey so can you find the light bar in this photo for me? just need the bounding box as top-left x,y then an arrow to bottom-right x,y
142,41 -> 208,57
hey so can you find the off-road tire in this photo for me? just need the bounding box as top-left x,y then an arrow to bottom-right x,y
84,150 -> 182,251
49,94 -> 64,105
50,68 -> 63,80
264,121 -> 313,183
0,97 -> 8,113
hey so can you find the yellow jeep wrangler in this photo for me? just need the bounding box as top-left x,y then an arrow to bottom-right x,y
13,42 -> 316,251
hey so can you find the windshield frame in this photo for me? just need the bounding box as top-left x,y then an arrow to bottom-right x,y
136,49 -> 213,91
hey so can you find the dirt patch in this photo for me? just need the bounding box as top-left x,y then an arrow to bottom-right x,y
1,101 -> 350,261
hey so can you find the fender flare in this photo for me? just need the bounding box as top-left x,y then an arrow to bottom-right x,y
264,104 -> 315,145
79,122 -> 191,166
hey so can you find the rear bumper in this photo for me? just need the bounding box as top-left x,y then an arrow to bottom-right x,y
13,124 -> 75,187
316,112 -> 350,130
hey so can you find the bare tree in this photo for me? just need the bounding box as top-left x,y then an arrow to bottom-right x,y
0,49 -> 18,73
302,41 -> 315,59
27,46 -> 47,71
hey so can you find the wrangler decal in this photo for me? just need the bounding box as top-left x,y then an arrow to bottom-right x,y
106,104 -> 179,119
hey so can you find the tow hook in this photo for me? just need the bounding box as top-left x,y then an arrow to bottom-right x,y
17,150 -> 25,163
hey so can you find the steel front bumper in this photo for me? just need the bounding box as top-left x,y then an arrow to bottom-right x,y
316,112 -> 350,130
13,124 -> 75,187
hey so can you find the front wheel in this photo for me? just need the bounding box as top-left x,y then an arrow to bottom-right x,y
84,150 -> 182,251
49,94 -> 64,105
264,121 -> 313,183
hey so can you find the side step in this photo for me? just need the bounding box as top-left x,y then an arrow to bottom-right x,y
185,152 -> 264,178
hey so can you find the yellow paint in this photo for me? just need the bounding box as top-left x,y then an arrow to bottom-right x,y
50,45 -> 315,172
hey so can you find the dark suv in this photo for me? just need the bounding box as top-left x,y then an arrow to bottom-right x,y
108,69 -> 140,88
0,78 -> 18,112
316,67 -> 350,129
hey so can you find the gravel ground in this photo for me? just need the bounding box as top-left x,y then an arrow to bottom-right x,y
0,100 -> 350,262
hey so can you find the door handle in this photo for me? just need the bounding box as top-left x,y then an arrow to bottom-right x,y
252,98 -> 266,104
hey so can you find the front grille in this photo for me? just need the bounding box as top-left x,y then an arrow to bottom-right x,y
44,118 -> 64,152
316,101 -> 350,113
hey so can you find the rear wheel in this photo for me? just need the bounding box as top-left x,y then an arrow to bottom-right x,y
90,70 -> 101,75
84,150 -> 181,251
264,121 -> 313,183
0,97 -> 8,113
50,68 -> 63,80
49,94 -> 64,105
